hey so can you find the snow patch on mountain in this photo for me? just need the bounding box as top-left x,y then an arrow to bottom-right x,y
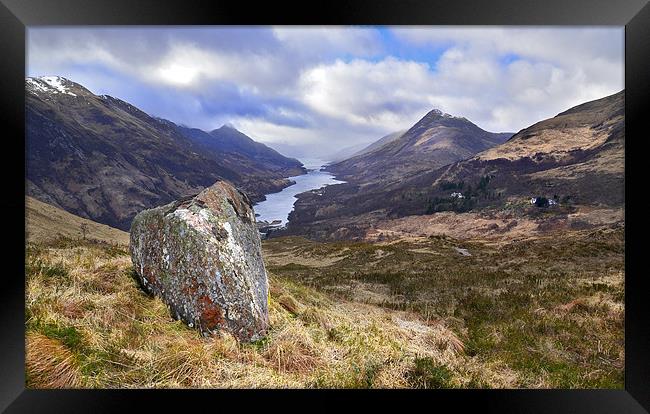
429,108 -> 465,120
26,76 -> 77,96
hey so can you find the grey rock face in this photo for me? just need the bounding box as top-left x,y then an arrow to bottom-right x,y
130,181 -> 269,342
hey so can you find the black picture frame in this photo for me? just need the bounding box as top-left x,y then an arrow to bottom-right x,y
1,0 -> 648,412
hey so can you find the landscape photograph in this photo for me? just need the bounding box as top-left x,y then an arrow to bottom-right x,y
25,26 -> 625,389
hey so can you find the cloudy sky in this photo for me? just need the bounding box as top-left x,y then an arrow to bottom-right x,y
27,26 -> 624,159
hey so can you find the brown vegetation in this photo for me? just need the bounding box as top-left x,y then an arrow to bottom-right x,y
26,196 -> 130,245
264,225 -> 625,388
26,237 -> 493,388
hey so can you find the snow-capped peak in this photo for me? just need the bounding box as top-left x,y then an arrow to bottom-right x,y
26,76 -> 77,96
429,108 -> 458,118
423,108 -> 470,124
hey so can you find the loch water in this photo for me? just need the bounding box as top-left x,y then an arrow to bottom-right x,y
253,160 -> 345,227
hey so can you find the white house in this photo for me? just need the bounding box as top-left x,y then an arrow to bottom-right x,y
451,192 -> 465,199
529,197 -> 559,206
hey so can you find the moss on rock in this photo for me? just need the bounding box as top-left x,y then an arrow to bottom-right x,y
130,181 -> 269,342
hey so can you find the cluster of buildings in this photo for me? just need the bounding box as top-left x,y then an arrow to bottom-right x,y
529,197 -> 558,206
447,192 -> 560,207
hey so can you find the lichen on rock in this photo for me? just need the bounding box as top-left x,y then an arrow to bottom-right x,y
129,181 -> 269,342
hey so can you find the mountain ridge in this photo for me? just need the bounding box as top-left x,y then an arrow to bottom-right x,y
282,91 -> 624,240
26,76 -> 305,231
347,129 -> 407,160
326,108 -> 512,185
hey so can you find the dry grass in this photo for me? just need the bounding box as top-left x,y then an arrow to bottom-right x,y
276,294 -> 304,315
25,237 -> 494,389
478,126 -> 610,162
26,196 -> 129,245
365,206 -> 623,245
263,324 -> 325,374
263,226 -> 625,389
26,332 -> 83,388
26,222 -> 623,389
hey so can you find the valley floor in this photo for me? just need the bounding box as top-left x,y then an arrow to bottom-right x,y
263,227 -> 624,388
25,222 -> 624,388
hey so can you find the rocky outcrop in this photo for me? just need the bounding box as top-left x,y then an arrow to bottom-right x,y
130,181 -> 269,342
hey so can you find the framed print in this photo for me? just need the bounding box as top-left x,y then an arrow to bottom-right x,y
1,0 -> 649,412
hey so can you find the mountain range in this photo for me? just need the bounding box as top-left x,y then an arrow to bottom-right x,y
328,109 -> 512,184
24,81 -> 625,390
26,76 -> 305,231
349,129 -> 407,159
25,75 -> 624,242
283,91 -> 624,240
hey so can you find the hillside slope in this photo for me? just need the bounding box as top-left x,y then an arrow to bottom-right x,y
25,229 -> 623,388
348,129 -> 406,159
327,109 -> 512,184
326,129 -> 407,163
174,124 -> 306,197
26,76 -> 303,230
26,196 -> 129,245
415,90 -> 625,211
284,92 -> 624,240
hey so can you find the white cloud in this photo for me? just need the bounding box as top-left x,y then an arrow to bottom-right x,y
234,118 -> 318,145
392,26 -> 623,66
298,58 -> 436,131
27,26 -> 624,158
387,26 -> 623,132
151,43 -> 288,92
272,26 -> 383,58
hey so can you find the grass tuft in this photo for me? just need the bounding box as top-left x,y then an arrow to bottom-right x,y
407,357 -> 454,389
26,332 -> 83,388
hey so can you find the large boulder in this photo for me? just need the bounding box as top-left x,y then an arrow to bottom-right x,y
129,181 -> 269,342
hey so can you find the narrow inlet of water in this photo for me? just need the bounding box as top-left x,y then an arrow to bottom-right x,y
253,160 -> 345,227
